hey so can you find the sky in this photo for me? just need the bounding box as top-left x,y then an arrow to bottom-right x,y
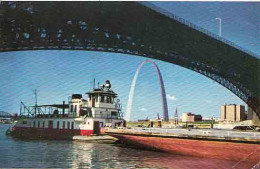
0,2 -> 258,121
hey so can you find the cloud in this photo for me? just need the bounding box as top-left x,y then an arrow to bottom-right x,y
167,94 -> 177,101
140,108 -> 148,112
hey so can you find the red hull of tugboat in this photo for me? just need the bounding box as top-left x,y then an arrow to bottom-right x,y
11,127 -> 93,139
110,133 -> 260,163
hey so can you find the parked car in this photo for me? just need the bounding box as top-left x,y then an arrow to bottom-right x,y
233,125 -> 255,131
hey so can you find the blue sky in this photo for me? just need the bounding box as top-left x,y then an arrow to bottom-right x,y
0,2 -> 258,120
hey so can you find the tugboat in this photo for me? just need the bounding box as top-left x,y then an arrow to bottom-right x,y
9,80 -> 125,139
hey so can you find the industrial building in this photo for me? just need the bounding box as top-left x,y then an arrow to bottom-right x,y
220,104 -> 246,122
181,112 -> 202,122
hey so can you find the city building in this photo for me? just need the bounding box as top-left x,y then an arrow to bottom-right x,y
181,112 -> 202,122
220,104 -> 246,122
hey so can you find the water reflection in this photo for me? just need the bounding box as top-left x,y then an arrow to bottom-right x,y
0,124 -> 256,169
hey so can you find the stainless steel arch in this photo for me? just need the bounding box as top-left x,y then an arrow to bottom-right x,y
125,60 -> 169,122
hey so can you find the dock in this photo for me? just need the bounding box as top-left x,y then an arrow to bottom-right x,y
72,135 -> 117,143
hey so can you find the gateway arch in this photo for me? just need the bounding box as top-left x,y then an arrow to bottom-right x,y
125,60 -> 169,122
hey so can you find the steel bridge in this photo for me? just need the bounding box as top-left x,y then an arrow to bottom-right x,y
0,111 -> 13,118
0,2 -> 259,119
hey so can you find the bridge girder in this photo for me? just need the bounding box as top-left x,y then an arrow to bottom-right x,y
0,2 -> 259,117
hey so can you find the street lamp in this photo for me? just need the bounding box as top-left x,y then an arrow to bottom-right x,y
216,18 -> 222,37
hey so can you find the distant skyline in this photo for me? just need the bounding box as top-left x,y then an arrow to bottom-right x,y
0,2 -> 258,120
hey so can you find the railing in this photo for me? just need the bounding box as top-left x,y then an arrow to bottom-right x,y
141,2 -> 260,58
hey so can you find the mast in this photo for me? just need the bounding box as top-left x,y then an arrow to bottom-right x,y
93,78 -> 95,90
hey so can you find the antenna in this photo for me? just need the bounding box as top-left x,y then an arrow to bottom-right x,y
35,89 -> 37,117
93,78 -> 95,90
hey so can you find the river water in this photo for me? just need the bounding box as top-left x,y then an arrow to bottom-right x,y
0,124 -> 257,169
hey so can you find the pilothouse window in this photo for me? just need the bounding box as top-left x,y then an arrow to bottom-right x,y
111,111 -> 117,116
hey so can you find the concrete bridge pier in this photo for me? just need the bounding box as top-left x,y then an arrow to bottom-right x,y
248,107 -> 260,126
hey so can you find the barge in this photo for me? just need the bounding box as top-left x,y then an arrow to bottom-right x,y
106,128 -> 260,163
8,80 -> 125,139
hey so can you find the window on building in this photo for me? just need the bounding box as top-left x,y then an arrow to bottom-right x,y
33,121 -> 36,128
67,122 -> 70,129
57,121 -> 60,129
43,121 -> 45,128
71,105 -> 73,112
38,121 -> 40,128
71,122 -> 74,129
63,121 -> 65,129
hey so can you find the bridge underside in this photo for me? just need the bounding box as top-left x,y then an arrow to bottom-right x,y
0,2 -> 259,118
